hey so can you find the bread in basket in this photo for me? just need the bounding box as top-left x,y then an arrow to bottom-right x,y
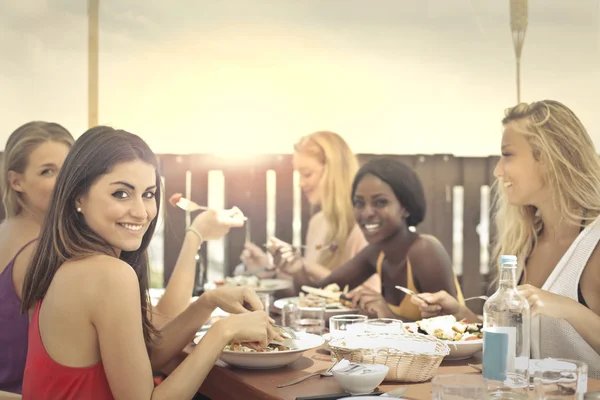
327,332 -> 450,383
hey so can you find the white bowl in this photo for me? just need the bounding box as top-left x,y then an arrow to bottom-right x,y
332,362 -> 389,395
403,322 -> 482,360
194,331 -> 324,369
444,339 -> 483,360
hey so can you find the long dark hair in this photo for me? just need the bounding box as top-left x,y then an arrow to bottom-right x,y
21,126 -> 161,346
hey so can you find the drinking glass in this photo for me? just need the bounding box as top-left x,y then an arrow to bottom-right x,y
365,318 -> 403,334
533,358 -> 588,400
292,297 -> 325,335
329,314 -> 368,340
256,292 -> 271,316
432,374 -> 487,400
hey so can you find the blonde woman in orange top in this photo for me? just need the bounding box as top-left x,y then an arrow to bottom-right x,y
315,157 -> 464,321
241,131 -> 380,292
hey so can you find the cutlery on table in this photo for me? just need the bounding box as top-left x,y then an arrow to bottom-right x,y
468,363 -> 482,372
395,285 -> 430,305
380,387 -> 408,397
277,361 -> 341,388
294,386 -> 407,399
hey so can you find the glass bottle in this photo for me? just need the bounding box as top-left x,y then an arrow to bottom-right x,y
483,255 -> 530,399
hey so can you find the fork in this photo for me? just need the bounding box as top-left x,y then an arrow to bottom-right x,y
274,325 -> 298,340
464,295 -> 489,302
277,361 -> 340,388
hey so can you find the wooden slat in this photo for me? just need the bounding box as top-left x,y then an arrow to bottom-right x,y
275,155 -> 294,244
186,157 -> 209,291
485,156 -> 501,293
0,153 -> 4,221
160,154 -> 189,286
300,193 -> 311,247
412,155 -> 434,235
224,163 -> 268,276
431,154 -> 461,258
461,157 -> 488,314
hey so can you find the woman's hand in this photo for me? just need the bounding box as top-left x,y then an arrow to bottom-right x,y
517,284 -> 578,319
191,207 -> 246,241
217,311 -> 284,349
240,242 -> 271,272
410,290 -> 461,319
346,286 -> 392,318
200,286 -> 264,314
267,237 -> 304,274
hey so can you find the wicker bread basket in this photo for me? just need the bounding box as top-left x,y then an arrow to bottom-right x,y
328,332 -> 450,383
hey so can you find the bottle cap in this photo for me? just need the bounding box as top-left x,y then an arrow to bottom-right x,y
500,255 -> 517,265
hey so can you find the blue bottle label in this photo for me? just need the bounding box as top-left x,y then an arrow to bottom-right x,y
483,330 -> 510,381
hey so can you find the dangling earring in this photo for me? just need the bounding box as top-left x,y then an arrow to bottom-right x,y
76,207 -> 82,213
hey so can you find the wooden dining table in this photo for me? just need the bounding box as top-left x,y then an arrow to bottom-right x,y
162,342 -> 600,400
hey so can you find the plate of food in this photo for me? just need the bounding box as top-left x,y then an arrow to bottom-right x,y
273,284 -> 359,319
204,275 -> 292,293
193,331 -> 325,369
404,315 -> 483,360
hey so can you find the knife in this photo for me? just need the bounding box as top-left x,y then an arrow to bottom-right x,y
295,387 -> 407,399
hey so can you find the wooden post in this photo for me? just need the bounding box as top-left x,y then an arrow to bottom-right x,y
510,0 -> 528,103
88,0 -> 99,128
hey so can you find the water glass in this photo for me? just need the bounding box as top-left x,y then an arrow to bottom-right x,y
256,292 -> 271,315
365,318 -> 403,334
533,358 -> 588,400
293,297 -> 325,335
329,314 -> 368,340
432,374 -> 487,400
281,301 -> 299,328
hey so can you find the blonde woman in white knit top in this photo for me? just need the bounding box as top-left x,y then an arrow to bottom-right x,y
410,100 -> 600,378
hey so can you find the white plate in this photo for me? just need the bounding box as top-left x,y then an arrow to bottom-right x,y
255,278 -> 293,293
273,296 -> 359,319
204,278 -> 292,293
193,331 -> 325,369
403,322 -> 482,360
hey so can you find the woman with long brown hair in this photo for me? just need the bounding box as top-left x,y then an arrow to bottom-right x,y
20,127 -> 281,399
0,122 -> 241,395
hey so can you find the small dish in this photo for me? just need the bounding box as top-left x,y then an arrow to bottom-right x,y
332,361 -> 389,395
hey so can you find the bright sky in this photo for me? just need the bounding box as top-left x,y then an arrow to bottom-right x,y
0,0 -> 599,156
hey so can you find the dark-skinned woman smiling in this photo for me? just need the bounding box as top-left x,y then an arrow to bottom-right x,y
308,157 -> 465,321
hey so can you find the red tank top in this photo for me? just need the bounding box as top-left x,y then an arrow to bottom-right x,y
21,300 -> 114,400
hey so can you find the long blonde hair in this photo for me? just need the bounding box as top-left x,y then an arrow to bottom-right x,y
492,100 -> 600,278
294,131 -> 359,270
1,121 -> 74,218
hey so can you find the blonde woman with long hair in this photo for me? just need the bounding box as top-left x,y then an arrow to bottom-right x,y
411,100 -> 600,378
241,131 -> 380,291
